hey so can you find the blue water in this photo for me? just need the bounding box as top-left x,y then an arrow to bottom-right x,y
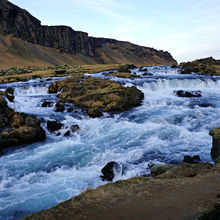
0,66 -> 220,219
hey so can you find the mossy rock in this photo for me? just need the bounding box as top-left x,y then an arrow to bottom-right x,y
117,64 -> 137,73
151,164 -> 176,177
151,163 -> 212,179
0,96 -> 46,154
209,128 -> 220,163
49,75 -> 144,117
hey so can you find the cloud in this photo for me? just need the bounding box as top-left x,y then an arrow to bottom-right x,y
63,0 -> 132,21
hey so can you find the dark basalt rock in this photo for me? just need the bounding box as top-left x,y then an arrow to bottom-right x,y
47,120 -> 63,132
139,67 -> 148,72
6,94 -> 14,102
55,102 -> 65,112
183,155 -> 201,164
64,130 -> 70,136
143,73 -> 153,76
5,87 -> 14,95
174,90 -> 202,98
42,101 -> 53,107
100,161 -> 121,181
70,125 -> 80,133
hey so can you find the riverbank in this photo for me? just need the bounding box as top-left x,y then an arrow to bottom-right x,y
24,154 -> 220,219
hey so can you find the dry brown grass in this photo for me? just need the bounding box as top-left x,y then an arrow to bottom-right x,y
24,170 -> 220,220
0,64 -> 119,84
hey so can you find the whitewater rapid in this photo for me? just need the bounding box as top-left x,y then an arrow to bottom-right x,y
0,66 -> 220,219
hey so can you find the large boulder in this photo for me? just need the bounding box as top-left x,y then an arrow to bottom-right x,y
100,161 -> 121,181
0,96 -> 46,153
49,76 -> 144,118
209,128 -> 220,163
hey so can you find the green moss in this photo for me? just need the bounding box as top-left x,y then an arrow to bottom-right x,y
49,76 -> 144,117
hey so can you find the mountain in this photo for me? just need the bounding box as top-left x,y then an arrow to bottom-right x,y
0,0 -> 177,68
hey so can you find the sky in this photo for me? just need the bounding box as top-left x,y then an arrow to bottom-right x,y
10,0 -> 220,63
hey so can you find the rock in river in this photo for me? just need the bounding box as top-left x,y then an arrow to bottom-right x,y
174,90 -> 202,98
183,155 -> 201,164
100,161 -> 121,181
47,120 -> 63,132
49,74 -> 144,118
0,96 -> 46,153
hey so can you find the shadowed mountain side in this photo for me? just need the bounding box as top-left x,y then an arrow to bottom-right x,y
0,0 -> 177,68
0,35 -> 98,68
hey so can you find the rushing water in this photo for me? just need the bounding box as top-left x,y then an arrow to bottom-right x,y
0,66 -> 220,219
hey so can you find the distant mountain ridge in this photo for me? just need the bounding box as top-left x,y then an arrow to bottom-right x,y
0,0 -> 177,67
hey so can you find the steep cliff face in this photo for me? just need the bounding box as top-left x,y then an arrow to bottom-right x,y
0,0 -> 91,55
0,0 -> 177,66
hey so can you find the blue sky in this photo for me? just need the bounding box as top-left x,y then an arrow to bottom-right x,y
10,0 -> 220,62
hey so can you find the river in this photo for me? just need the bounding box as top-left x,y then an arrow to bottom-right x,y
0,66 -> 220,219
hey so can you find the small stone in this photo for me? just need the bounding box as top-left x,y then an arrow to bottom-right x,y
70,125 -> 80,133
183,155 -> 201,164
42,101 -> 53,107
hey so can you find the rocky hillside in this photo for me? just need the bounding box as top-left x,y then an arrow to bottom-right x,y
0,0 -> 177,68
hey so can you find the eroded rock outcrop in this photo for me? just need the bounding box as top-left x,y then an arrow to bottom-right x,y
0,96 -> 45,153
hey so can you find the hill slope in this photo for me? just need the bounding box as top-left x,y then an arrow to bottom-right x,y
0,0 -> 177,68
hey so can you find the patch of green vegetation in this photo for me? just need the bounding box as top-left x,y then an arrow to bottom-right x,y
180,57 -> 220,75
0,64 -> 82,77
